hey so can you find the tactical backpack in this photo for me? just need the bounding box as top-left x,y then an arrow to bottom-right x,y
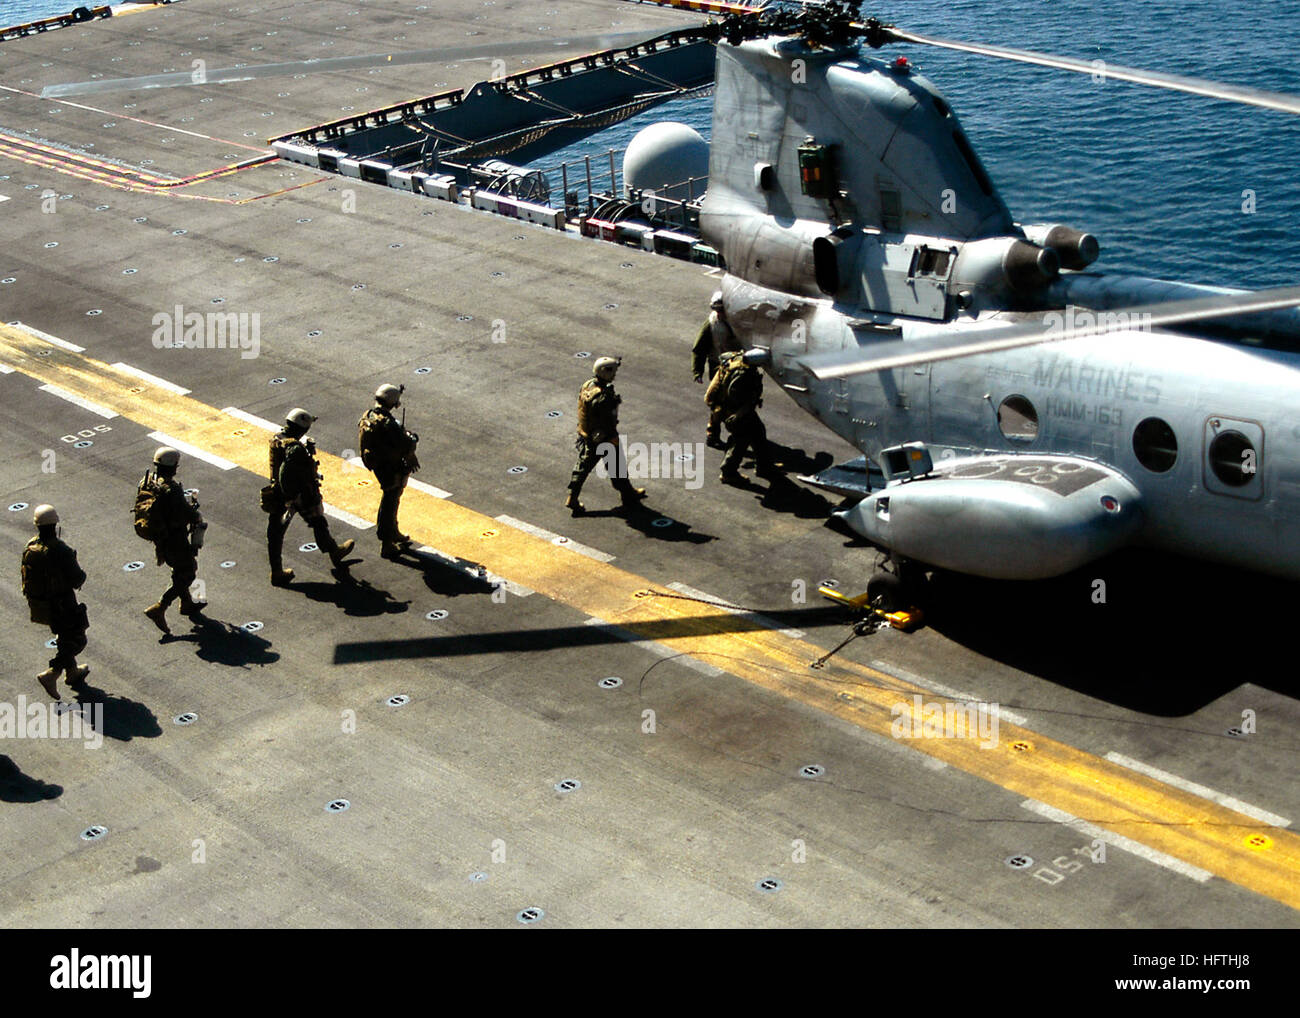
21,540 -> 51,623
357,411 -> 381,470
705,353 -> 743,410
132,471 -> 165,541
262,434 -> 291,512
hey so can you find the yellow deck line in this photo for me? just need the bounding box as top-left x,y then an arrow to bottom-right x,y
3,321 -> 1297,911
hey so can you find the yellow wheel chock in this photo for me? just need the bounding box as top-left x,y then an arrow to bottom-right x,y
817,585 -> 923,632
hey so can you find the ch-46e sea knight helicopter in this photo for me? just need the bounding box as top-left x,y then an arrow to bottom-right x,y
681,0 -> 1300,608
46,0 -> 1300,609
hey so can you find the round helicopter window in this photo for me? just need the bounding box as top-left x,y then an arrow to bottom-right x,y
1208,430 -> 1256,487
1132,417 -> 1177,472
997,395 -> 1038,443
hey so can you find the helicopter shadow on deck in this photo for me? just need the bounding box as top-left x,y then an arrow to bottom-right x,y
0,755 -> 62,802
333,601 -> 852,666
157,614 -> 281,669
918,548 -> 1300,716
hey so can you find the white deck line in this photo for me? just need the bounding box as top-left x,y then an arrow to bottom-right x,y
221,407 -> 278,432
494,514 -> 614,563
345,457 -> 451,499
146,431 -> 236,471
870,660 -> 1028,726
10,321 -> 84,352
1020,798 -> 1213,883
322,504 -> 374,530
38,384 -> 117,419
414,545 -> 533,597
667,581 -> 806,639
111,362 -> 191,395
1105,752 -> 1291,828
584,617 -> 724,677
407,477 -> 452,500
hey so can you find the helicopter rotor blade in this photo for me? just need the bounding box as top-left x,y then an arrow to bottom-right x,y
877,27 -> 1300,117
800,285 -> 1300,380
41,27 -> 706,98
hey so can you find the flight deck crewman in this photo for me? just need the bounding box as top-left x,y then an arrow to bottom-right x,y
138,446 -> 206,635
21,504 -> 90,699
709,351 -> 778,485
358,384 -> 420,559
566,357 -> 647,516
692,291 -> 737,450
264,408 -> 356,586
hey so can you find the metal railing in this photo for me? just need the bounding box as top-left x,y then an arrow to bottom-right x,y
532,148 -> 706,233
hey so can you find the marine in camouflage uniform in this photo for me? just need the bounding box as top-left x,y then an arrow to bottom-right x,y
265,407 -> 356,586
566,357 -> 647,516
692,291 -> 737,450
21,504 -> 89,699
142,446 -> 205,636
359,384 -> 420,559
709,352 -> 778,484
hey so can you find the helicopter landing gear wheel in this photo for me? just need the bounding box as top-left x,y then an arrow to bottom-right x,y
866,570 -> 904,613
867,559 -> 928,613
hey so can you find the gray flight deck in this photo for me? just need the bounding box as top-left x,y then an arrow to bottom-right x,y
0,0 -> 1296,928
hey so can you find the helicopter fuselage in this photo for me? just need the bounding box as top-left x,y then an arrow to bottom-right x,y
768,292 -> 1300,579
701,34 -> 1300,582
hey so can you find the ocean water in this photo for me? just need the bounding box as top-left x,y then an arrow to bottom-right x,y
2,0 -> 122,22
5,0 -> 1297,287
529,0 -> 1300,290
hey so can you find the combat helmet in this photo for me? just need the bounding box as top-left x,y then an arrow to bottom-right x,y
32,504 -> 58,526
374,384 -> 402,408
286,407 -> 316,430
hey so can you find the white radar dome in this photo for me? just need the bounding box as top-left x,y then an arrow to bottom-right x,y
623,122 -> 709,203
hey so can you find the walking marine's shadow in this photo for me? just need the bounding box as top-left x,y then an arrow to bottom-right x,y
290,569 -> 410,617
620,501 -> 717,545
0,754 -> 62,802
404,548 -> 499,598
757,473 -> 836,519
69,680 -> 163,742
767,443 -> 834,477
160,614 -> 281,669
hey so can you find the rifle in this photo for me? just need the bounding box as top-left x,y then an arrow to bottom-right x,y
187,491 -> 208,550
398,384 -> 420,472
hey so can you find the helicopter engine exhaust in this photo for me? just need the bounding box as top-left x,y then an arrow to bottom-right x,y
952,236 -> 1059,301
1022,223 -> 1101,270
